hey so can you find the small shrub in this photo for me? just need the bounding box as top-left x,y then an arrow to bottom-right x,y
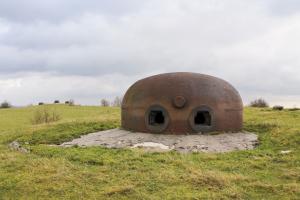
250,98 -> 269,108
0,101 -> 12,109
31,109 -> 61,125
54,100 -> 60,104
273,105 -> 284,111
112,96 -> 122,107
65,101 -> 70,104
38,102 -> 44,105
101,99 -> 110,107
68,99 -> 75,106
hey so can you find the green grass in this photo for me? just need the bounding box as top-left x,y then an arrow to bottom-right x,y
0,105 -> 299,199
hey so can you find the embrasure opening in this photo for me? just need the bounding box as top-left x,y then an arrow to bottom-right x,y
189,106 -> 214,133
146,105 -> 169,133
149,110 -> 165,125
194,111 -> 211,126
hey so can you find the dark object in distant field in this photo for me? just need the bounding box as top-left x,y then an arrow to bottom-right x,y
273,105 -> 284,111
38,102 -> 44,105
121,72 -> 243,134
250,98 -> 269,108
0,101 -> 12,109
65,99 -> 75,106
54,100 -> 60,104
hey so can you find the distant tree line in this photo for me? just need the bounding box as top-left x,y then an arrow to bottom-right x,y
101,96 -> 122,107
0,96 -> 122,109
1,97 -> 298,111
37,97 -> 122,107
248,98 -> 295,111
249,98 -> 269,108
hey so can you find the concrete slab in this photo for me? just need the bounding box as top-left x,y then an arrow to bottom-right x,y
60,129 -> 258,153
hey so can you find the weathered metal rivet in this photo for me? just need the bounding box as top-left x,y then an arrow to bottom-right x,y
173,96 -> 186,108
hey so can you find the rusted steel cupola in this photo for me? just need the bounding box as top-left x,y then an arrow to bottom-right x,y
121,72 -> 243,134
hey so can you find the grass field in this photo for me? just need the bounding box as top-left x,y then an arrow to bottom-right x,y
0,105 -> 299,199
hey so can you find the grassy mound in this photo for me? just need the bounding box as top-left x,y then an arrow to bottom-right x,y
0,105 -> 299,199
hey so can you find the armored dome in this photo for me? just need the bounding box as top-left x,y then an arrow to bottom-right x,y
121,72 -> 243,134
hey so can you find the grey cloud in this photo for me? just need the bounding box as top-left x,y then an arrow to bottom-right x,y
0,0 -> 143,22
0,0 -> 299,106
0,1 -> 276,75
265,0 -> 300,16
1,0 -> 299,23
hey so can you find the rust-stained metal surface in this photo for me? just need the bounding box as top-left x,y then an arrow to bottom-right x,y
121,72 -> 243,134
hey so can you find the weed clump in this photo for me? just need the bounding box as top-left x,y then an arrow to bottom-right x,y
31,109 -> 61,124
105,185 -> 135,196
68,99 -> 75,106
250,98 -> 269,108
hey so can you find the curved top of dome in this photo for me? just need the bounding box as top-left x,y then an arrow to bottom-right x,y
122,72 -> 242,109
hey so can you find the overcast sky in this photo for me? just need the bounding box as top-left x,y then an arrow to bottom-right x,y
0,0 -> 300,107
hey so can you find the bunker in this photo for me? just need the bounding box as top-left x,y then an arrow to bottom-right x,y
121,72 -> 243,134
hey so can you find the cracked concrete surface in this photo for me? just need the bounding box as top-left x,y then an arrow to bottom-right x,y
60,129 -> 258,153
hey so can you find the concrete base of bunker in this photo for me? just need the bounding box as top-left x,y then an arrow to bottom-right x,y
60,129 -> 258,153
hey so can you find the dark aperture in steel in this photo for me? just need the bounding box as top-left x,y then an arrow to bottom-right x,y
189,106 -> 214,133
194,111 -> 211,126
149,110 -> 165,125
121,72 -> 243,134
145,105 -> 169,133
